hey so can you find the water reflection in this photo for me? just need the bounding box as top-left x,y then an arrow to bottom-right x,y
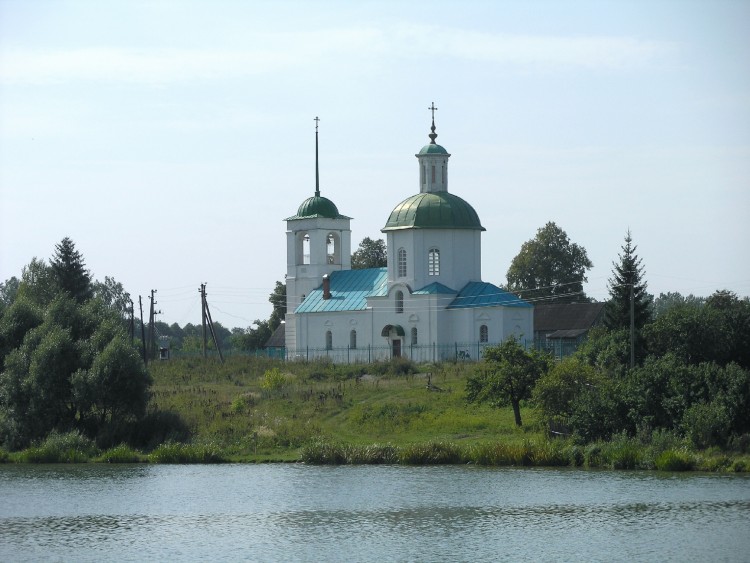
1,465 -> 749,562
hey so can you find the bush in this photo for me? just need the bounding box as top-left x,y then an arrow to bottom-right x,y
17,430 -> 98,463
300,439 -> 348,464
261,367 -> 286,391
682,401 -> 730,449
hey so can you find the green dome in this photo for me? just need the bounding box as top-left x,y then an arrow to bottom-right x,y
417,144 -> 449,155
291,195 -> 341,219
382,192 -> 485,231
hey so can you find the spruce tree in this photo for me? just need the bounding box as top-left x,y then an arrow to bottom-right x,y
50,237 -> 92,303
605,230 -> 652,335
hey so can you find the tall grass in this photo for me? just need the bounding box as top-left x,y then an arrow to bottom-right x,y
16,431 -> 98,463
149,441 -> 226,464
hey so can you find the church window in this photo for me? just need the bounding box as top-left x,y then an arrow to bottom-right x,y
325,331 -> 333,350
398,248 -> 407,278
350,329 -> 357,349
442,163 -> 445,184
431,165 -> 436,183
480,325 -> 489,343
422,165 -> 426,185
302,234 -> 310,265
428,248 -> 440,276
395,290 -> 404,313
411,327 -> 418,346
327,233 -> 337,264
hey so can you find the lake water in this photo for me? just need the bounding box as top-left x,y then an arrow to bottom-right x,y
1,464 -> 749,562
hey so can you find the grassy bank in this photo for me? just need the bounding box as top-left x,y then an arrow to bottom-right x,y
1,356 -> 748,471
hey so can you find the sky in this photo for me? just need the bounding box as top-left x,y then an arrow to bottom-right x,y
1,0 -> 748,329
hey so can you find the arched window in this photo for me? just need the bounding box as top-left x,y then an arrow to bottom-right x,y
398,248 -> 407,278
326,232 -> 339,265
431,165 -> 436,183
350,329 -> 357,349
411,327 -> 418,346
302,234 -> 311,265
422,165 -> 426,185
325,330 -> 332,350
395,290 -> 404,314
480,325 -> 489,343
428,248 -> 440,276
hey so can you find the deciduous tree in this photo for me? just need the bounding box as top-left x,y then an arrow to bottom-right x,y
351,237 -> 387,270
506,222 -> 592,303
466,337 -> 549,427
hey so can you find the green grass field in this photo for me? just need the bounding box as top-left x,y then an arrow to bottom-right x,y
147,355 -> 540,461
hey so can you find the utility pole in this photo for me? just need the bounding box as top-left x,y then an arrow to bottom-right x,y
128,298 -> 135,342
630,282 -> 635,369
200,284 -> 208,359
148,289 -> 161,360
139,295 -> 147,365
199,283 -> 224,363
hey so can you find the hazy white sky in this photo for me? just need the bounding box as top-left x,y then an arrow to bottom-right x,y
1,0 -> 748,328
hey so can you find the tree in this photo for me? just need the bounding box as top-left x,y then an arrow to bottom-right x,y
17,258 -> 57,307
506,222 -> 592,303
50,237 -> 92,303
92,276 -> 132,320
268,281 -> 286,330
0,277 -> 20,309
605,231 -> 652,330
351,237 -> 387,269
466,337 -> 549,427
652,292 -> 705,318
604,230 -> 652,365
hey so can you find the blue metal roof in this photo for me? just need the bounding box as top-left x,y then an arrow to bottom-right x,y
413,282 -> 457,295
294,268 -> 388,313
448,282 -> 532,309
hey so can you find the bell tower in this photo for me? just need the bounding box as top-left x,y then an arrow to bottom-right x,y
285,117 -> 352,315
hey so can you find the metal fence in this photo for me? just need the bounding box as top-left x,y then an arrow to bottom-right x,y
167,338 -> 581,364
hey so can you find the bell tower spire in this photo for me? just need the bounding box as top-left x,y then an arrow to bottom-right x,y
314,116 -> 320,197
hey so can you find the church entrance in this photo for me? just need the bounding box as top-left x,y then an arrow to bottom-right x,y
392,339 -> 401,358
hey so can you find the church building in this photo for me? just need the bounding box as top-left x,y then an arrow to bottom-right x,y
283,109 -> 533,363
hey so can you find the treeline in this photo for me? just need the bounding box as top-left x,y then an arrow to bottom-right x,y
0,238 -> 153,450
469,288 -> 750,451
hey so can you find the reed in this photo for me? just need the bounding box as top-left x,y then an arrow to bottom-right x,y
16,431 -> 98,463
654,449 -> 695,471
149,441 -> 226,464
97,444 -> 145,463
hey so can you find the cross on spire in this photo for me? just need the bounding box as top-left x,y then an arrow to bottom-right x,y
427,102 -> 438,144
314,116 -> 320,196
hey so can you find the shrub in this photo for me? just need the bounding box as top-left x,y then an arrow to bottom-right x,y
682,401 -> 730,449
0,447 -> 8,463
261,367 -> 286,391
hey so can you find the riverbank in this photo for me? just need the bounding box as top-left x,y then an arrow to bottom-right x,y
1,356 -> 748,471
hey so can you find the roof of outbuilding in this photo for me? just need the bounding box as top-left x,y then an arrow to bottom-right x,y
533,302 -> 605,332
448,282 -> 532,309
264,323 -> 286,348
294,268 -> 388,313
381,192 -> 485,232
